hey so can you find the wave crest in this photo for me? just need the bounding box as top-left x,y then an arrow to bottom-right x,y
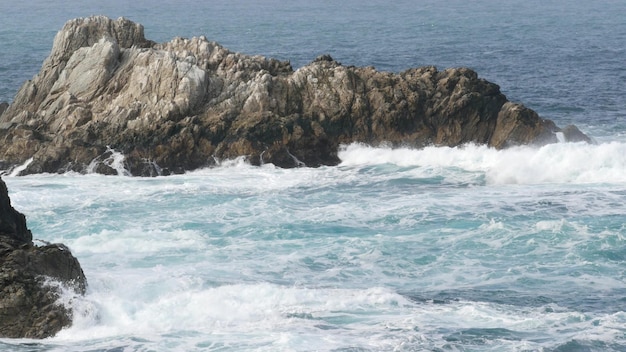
338,142 -> 626,185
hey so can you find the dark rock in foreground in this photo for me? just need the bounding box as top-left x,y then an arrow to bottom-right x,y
0,177 -> 86,338
0,16 -> 591,176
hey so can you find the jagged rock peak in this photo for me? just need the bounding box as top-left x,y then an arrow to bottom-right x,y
50,16 -> 153,61
314,54 -> 337,63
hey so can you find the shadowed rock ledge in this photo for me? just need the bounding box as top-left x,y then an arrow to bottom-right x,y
0,16 -> 591,176
0,177 -> 87,338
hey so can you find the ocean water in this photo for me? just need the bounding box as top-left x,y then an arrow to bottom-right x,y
1,0 -> 626,351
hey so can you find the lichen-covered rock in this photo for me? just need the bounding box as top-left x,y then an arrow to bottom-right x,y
0,177 -> 87,338
0,16 -> 590,176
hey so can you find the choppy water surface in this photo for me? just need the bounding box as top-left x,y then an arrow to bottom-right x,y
1,0 -> 626,350
1,143 -> 625,351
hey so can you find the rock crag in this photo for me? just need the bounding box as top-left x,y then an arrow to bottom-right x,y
0,177 -> 87,338
0,16 -> 591,176
0,102 -> 8,117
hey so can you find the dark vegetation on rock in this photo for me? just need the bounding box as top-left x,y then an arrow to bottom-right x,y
0,16 -> 591,176
0,177 -> 87,338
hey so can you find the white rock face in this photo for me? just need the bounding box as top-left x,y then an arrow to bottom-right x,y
48,37 -> 119,103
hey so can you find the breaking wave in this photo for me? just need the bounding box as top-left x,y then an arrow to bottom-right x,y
338,142 -> 626,185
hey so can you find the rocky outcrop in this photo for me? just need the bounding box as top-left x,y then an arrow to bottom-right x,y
0,16 -> 591,176
0,102 -> 8,117
0,177 -> 87,338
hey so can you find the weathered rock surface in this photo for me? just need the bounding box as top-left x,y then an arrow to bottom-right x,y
0,102 -> 8,117
0,177 -> 87,338
0,16 -> 591,176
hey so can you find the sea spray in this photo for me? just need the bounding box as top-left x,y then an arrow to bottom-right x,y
0,157 -> 34,177
2,148 -> 625,350
338,142 -> 626,184
86,147 -> 132,176
1,0 -> 625,349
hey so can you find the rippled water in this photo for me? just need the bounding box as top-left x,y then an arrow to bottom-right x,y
1,143 -> 625,351
1,0 -> 626,351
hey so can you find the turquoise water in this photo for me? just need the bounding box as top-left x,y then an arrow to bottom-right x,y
2,144 -> 626,351
1,1 -> 626,351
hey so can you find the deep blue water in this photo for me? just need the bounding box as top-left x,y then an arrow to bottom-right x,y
1,1 -> 626,351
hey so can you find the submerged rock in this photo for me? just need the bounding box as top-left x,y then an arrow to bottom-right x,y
0,16 -> 590,176
0,177 -> 86,338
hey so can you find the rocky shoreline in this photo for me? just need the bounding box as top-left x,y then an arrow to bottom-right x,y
0,177 -> 87,338
0,16 -> 590,176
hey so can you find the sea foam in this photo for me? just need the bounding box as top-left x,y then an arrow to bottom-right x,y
51,280 -> 626,351
3,142 -> 625,351
337,142 -> 626,185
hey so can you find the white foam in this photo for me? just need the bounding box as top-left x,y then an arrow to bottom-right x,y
535,219 -> 566,232
3,157 -> 34,177
68,228 -> 208,255
86,147 -> 131,176
3,152 -> 623,350
54,284 -> 413,345
51,280 -> 626,351
337,142 -> 626,185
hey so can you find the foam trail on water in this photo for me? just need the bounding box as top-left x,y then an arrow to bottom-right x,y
3,158 -> 625,351
51,281 -> 626,351
54,283 -> 414,348
338,142 -> 626,185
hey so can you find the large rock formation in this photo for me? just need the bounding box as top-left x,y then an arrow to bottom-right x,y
0,177 -> 87,338
0,16 -> 590,176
